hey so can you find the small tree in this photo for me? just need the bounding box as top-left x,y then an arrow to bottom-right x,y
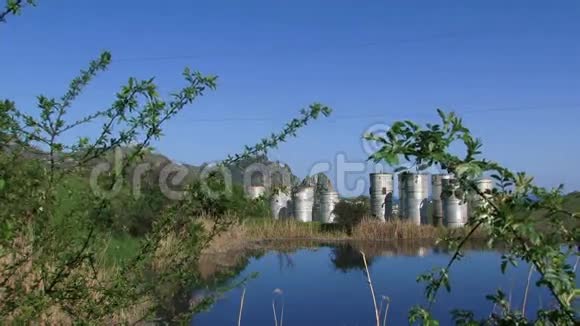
0,3 -> 332,322
333,196 -> 371,231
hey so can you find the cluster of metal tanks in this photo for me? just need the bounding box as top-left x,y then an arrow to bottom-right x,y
269,184 -> 340,223
399,173 -> 431,225
369,172 -> 493,228
268,172 -> 494,226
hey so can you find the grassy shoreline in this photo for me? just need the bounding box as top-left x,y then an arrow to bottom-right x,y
240,218 -> 482,242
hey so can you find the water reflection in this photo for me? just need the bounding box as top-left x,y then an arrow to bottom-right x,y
192,240 -> 525,325
276,252 -> 294,272
242,239 -> 493,274
330,243 -> 373,272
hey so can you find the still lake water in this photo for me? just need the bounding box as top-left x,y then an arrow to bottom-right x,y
193,241 -> 572,325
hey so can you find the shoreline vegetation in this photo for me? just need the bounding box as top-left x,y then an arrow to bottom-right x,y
241,218 -> 482,243
197,217 -> 488,280
199,218 -> 490,280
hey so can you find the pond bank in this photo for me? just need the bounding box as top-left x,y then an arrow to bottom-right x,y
244,218 -> 455,241
199,219 -> 488,281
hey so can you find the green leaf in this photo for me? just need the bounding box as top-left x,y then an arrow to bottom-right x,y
385,152 -> 399,165
437,108 -> 446,121
0,179 -> 5,191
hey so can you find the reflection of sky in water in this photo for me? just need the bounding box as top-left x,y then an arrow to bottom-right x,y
193,244 -> 577,325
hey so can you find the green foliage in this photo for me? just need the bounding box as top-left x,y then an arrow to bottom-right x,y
408,306 -> 440,326
0,49 -> 221,322
0,45 -> 330,323
0,0 -> 35,23
333,196 -> 370,230
186,173 -> 270,218
368,110 -> 579,324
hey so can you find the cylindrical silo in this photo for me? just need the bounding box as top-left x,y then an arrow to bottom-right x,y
468,178 -> 494,219
398,173 -> 406,219
319,191 -> 340,223
431,174 -> 452,226
369,173 -> 394,221
270,192 -> 291,220
246,186 -> 266,200
442,178 -> 467,228
293,186 -> 314,222
312,196 -> 321,222
402,173 -> 430,225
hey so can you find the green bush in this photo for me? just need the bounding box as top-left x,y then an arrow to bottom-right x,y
333,196 -> 370,230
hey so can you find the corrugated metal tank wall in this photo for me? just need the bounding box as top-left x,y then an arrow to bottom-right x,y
319,191 -> 340,223
293,186 -> 314,222
369,173 -> 394,221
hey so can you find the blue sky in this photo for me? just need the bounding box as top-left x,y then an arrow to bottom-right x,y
2,0 -> 579,192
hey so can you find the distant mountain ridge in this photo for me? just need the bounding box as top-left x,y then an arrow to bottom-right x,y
3,143 -> 301,188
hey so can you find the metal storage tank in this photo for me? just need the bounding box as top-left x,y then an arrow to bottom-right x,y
442,178 -> 467,228
319,191 -> 340,223
293,186 -> 314,222
462,203 -> 469,224
270,192 -> 291,220
369,173 -> 394,221
426,200 -> 434,225
475,178 -> 494,194
246,185 -> 266,200
431,174 -> 452,226
402,173 -> 430,225
398,174 -> 406,219
468,178 -> 494,219
312,196 -> 321,222
303,173 -> 334,222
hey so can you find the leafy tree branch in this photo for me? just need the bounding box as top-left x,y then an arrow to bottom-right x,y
367,109 -> 579,325
0,0 -> 35,23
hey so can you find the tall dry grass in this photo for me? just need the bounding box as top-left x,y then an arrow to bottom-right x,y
351,218 -> 442,240
242,219 -> 336,240
242,218 -> 479,242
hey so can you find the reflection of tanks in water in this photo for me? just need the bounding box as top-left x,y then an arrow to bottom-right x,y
417,247 -> 428,257
343,240 -> 435,259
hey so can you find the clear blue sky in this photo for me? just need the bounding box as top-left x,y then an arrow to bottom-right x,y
2,0 -> 579,192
